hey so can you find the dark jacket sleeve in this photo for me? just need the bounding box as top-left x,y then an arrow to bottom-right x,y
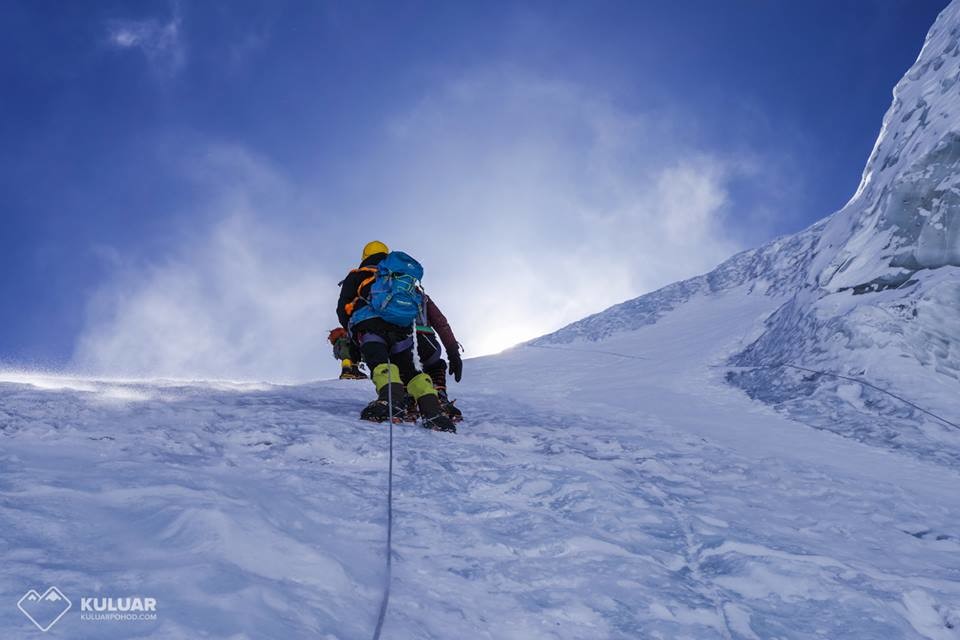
426,296 -> 459,356
337,271 -> 360,329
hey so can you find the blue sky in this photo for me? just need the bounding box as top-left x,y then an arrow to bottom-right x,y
0,0 -> 949,380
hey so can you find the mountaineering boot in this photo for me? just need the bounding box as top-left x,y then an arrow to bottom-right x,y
339,358 -> 367,380
425,365 -> 461,422
360,382 -> 406,423
406,372 -> 456,432
362,362 -> 407,423
417,394 -> 457,432
340,364 -> 367,380
437,388 -> 463,422
360,399 -> 392,422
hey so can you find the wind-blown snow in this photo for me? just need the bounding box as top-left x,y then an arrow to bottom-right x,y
4,2 -> 960,639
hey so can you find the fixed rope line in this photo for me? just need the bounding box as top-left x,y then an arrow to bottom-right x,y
372,357 -> 396,640
525,343 -> 958,432
525,343 -> 649,361
725,362 -> 960,432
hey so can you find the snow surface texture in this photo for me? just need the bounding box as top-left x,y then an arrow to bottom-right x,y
537,0 -> 960,464
2,288 -> 959,639
3,3 -> 960,639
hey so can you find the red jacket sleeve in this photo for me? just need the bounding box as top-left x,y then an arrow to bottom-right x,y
425,296 -> 459,356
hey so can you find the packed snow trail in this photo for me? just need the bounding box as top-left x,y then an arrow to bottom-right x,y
2,289 -> 959,638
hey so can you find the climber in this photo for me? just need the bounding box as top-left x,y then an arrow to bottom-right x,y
406,294 -> 464,421
334,294 -> 464,419
336,240 -> 457,432
327,327 -> 367,380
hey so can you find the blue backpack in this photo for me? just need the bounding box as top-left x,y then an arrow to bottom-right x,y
351,251 -> 424,327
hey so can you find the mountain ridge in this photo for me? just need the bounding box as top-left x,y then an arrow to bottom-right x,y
531,0 -> 960,462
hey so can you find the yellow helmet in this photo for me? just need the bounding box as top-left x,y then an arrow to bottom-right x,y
362,240 -> 389,260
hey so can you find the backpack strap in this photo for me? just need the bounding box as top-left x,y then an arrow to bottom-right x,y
344,266 -> 379,318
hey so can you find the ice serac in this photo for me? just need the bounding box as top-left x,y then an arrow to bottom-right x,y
535,0 -> 960,461
731,0 -> 960,455
813,0 -> 960,292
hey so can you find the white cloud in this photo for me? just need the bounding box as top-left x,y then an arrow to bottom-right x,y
72,147 -> 335,382
359,70 -> 749,355
71,69 -> 782,381
107,9 -> 185,74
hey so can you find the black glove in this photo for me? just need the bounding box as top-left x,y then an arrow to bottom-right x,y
448,353 -> 463,383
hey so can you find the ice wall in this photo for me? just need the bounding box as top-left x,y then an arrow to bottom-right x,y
814,0 -> 960,291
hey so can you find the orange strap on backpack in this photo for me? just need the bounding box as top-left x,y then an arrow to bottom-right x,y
344,266 -> 378,318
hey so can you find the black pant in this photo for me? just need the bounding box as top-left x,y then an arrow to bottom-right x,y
354,318 -> 420,385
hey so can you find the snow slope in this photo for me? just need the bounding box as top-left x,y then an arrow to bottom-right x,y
725,0 -> 960,454
537,0 -> 960,463
3,3 -> 960,639
2,286 -> 959,639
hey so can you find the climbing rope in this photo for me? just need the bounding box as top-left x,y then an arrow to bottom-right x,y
723,362 -> 960,432
367,341 -> 955,637
522,344 -> 959,431
371,358 -> 395,640
525,343 -> 649,360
